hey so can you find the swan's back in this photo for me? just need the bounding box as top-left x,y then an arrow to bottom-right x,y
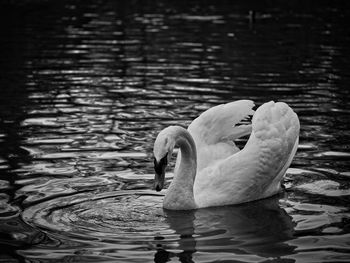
194,101 -> 300,208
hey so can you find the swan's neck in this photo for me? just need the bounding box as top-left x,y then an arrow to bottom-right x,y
164,126 -> 197,210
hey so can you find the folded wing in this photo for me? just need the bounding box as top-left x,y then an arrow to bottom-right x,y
194,101 -> 300,208
188,100 -> 255,146
187,100 -> 255,171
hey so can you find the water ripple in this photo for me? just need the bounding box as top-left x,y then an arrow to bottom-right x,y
0,0 -> 349,262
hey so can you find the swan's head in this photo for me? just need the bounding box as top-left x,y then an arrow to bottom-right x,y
153,128 -> 176,191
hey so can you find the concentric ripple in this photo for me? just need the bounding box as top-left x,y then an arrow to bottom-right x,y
23,190 -> 166,237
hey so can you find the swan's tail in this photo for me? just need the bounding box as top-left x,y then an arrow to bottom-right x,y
251,101 -> 300,195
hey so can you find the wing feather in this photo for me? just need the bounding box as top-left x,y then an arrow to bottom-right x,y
184,100 -> 254,172
194,101 -> 300,208
188,100 -> 255,146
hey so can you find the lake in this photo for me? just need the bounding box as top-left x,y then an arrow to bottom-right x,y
0,0 -> 349,262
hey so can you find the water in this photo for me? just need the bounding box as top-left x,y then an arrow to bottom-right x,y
0,0 -> 349,262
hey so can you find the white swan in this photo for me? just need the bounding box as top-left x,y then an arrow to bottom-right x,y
153,100 -> 300,210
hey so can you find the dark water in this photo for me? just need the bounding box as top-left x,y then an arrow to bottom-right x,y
0,0 -> 350,262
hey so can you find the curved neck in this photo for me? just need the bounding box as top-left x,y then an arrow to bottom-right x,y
163,126 -> 197,210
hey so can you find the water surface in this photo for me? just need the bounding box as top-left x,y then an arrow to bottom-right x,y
0,0 -> 349,262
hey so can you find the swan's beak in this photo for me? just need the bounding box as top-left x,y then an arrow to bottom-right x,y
154,155 -> 167,191
154,171 -> 165,192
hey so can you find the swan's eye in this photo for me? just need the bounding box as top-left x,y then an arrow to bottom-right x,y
154,153 -> 168,175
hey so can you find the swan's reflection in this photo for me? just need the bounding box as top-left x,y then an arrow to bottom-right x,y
154,210 -> 196,263
154,195 -> 296,262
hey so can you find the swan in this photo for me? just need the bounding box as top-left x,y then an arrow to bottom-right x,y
153,100 -> 300,210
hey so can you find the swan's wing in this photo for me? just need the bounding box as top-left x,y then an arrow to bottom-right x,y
187,100 -> 255,171
251,101 -> 300,195
194,101 -> 300,208
188,100 -> 255,146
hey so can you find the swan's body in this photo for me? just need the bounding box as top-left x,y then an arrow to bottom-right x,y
153,100 -> 300,210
